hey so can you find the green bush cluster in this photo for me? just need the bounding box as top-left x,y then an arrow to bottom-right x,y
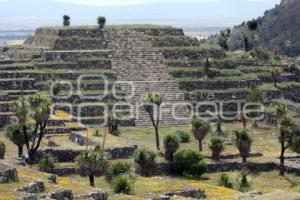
106,161 -> 135,182
173,149 -> 206,177
175,130 -> 191,143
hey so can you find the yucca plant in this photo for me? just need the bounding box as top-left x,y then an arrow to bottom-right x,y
235,130 -> 252,162
63,15 -> 70,26
145,91 -> 163,150
163,134 -> 180,162
5,124 -> 32,157
97,16 -> 106,29
192,119 -> 211,151
134,148 -> 156,176
38,153 -> 56,172
209,137 -> 224,160
76,149 -> 109,187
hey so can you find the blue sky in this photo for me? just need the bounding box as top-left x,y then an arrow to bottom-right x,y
0,0 -> 281,6
0,0 -> 281,29
52,0 -> 280,6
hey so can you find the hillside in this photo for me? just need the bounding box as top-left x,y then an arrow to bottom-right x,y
1,23 -> 300,200
229,0 -> 300,57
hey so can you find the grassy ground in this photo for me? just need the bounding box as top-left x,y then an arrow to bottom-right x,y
64,175 -> 240,200
0,120 -> 285,158
1,120 -> 299,200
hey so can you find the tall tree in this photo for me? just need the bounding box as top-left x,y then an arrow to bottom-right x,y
192,119 -> 211,151
144,92 -> 162,150
14,93 -> 52,163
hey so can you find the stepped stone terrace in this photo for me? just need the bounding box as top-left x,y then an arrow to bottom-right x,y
0,24 -> 300,132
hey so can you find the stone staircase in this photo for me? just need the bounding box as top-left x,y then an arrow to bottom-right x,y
112,49 -> 190,126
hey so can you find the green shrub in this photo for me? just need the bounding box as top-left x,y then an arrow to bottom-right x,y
218,174 -> 233,189
0,141 -> 6,159
134,148 -> 156,176
175,130 -> 191,143
237,171 -> 251,192
112,176 -> 133,194
106,161 -> 134,181
163,134 -> 180,162
173,149 -> 206,177
38,153 -> 56,172
209,137 -> 224,159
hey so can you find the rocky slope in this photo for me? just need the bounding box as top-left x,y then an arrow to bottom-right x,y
229,0 -> 300,57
